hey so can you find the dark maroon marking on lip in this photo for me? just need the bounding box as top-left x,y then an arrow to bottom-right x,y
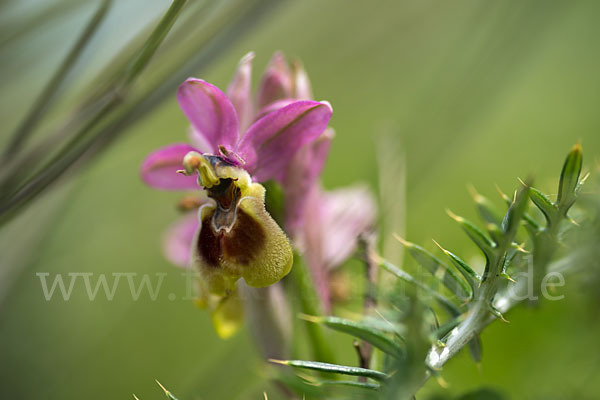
198,212 -> 222,268
223,208 -> 265,265
197,207 -> 266,269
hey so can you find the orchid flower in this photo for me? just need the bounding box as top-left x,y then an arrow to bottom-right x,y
140,52 -> 332,338
141,52 -> 331,267
241,53 -> 375,312
299,185 -> 377,311
265,55 -> 377,311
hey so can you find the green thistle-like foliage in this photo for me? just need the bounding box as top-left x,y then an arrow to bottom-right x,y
271,145 -> 594,400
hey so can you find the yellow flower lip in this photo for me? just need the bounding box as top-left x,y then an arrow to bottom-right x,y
179,150 -> 293,339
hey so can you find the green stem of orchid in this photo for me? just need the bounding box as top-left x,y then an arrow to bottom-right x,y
289,255 -> 336,365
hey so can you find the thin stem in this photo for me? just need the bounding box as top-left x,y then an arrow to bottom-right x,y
0,0 -> 279,226
289,257 -> 336,364
0,0 -> 188,223
2,0 -> 112,160
122,0 -> 187,85
356,232 -> 378,378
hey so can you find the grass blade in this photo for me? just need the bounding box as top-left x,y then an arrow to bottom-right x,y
123,0 -> 188,84
2,0 -> 112,159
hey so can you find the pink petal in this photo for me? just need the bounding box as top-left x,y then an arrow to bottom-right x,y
291,59 -> 313,100
236,100 -> 333,182
257,51 -> 293,109
320,186 -> 377,270
253,99 -> 296,122
188,126 -> 213,153
300,187 -> 332,310
177,78 -> 240,152
283,128 -> 334,237
300,185 -> 377,311
226,52 -> 254,132
140,143 -> 200,190
162,213 -> 200,268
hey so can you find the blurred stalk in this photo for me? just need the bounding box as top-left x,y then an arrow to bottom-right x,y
0,0 -> 85,48
355,232 -> 378,378
0,0 -> 188,221
289,256 -> 336,364
2,0 -> 112,160
0,0 -> 283,226
377,130 -> 406,274
121,0 -> 186,86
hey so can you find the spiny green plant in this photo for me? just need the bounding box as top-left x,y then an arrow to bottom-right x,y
266,144 -> 596,399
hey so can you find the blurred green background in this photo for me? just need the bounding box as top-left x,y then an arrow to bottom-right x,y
1,0 -> 599,399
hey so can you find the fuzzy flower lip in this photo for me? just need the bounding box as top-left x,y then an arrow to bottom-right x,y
179,152 -> 293,294
140,77 -> 332,190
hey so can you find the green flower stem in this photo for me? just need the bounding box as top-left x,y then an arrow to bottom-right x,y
356,233 -> 379,378
289,256 -> 336,364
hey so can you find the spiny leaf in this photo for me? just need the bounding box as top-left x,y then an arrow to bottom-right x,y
522,214 -> 542,235
361,314 -> 404,335
433,240 -> 481,291
468,185 -> 502,226
498,185 -> 541,233
486,184 -> 529,281
529,186 -> 557,225
485,223 -> 504,245
557,143 -> 583,212
270,370 -> 321,397
156,380 -> 180,400
309,379 -> 380,391
270,360 -> 388,381
395,235 -> 471,300
501,245 -> 523,276
377,257 -> 461,316
488,302 -> 509,323
301,315 -> 403,357
501,183 -> 530,239
447,210 -> 496,260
